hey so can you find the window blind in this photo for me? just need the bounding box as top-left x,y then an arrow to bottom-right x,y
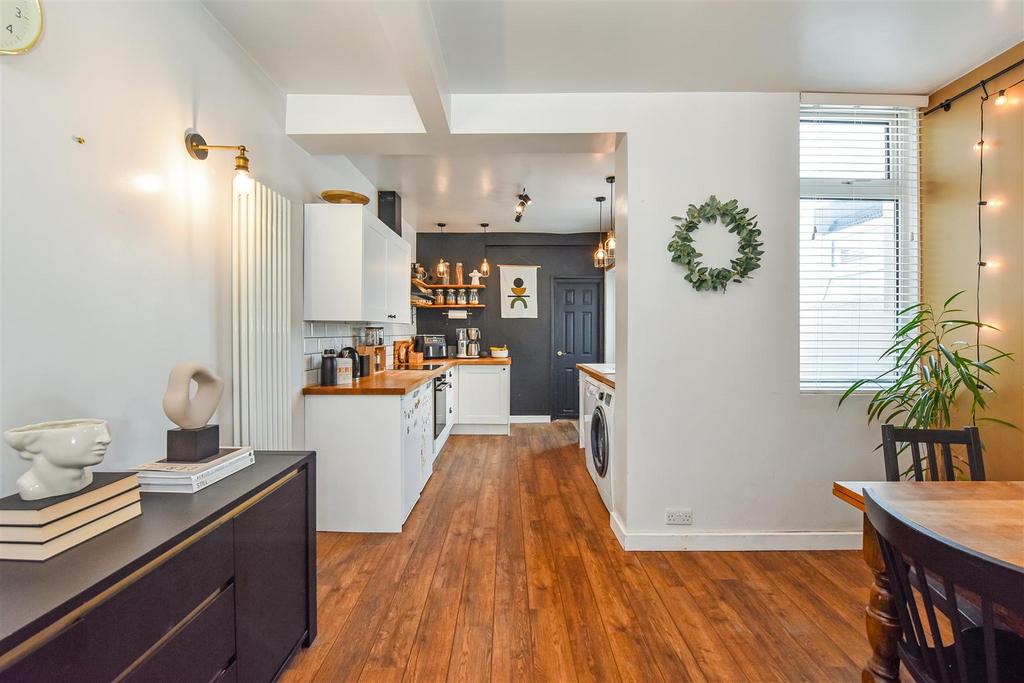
799,104 -> 920,390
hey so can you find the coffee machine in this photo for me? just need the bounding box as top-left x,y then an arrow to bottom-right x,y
453,328 -> 483,358
455,328 -> 470,358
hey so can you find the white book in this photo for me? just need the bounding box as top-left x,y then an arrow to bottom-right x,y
132,447 -> 253,482
139,453 -> 254,494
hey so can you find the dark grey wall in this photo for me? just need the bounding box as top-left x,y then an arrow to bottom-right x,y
416,232 -> 604,417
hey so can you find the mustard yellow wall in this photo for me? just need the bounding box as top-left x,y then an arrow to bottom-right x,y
921,44 -> 1024,479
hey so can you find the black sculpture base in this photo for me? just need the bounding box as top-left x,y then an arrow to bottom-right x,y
167,425 -> 220,463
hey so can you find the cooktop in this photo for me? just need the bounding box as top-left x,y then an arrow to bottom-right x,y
394,363 -> 444,371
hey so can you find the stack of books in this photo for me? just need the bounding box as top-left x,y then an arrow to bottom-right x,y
131,446 -> 254,494
0,473 -> 141,562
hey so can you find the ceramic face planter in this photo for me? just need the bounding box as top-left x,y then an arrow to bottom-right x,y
4,419 -> 112,500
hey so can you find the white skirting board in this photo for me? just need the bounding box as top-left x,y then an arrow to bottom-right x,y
510,415 -> 551,424
610,512 -> 862,551
451,424 -> 510,436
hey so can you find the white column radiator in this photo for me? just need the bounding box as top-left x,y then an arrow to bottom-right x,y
232,180 -> 292,449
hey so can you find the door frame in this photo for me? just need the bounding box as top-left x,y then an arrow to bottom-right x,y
549,275 -> 604,420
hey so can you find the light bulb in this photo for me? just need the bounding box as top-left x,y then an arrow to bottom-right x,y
480,258 -> 490,278
606,234 -> 616,252
995,90 -> 1007,106
232,169 -> 254,195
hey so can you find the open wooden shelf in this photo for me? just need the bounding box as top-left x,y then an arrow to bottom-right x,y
412,303 -> 486,309
412,279 -> 486,290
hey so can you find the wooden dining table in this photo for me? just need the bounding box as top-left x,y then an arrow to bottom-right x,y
832,480 -> 1024,682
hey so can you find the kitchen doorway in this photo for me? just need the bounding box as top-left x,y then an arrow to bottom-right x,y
550,276 -> 603,419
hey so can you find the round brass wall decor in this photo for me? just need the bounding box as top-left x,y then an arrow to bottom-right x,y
321,190 -> 370,205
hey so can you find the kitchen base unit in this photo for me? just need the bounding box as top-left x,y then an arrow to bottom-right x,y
304,381 -> 433,533
452,363 -> 511,436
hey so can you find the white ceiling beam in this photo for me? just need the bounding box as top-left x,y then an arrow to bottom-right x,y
373,1 -> 452,135
286,95 -> 425,135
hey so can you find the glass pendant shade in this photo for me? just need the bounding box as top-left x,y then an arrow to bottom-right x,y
605,233 -> 616,257
436,258 -> 448,279
480,258 -> 491,278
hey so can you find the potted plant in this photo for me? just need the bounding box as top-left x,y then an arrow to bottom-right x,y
839,292 -> 1016,476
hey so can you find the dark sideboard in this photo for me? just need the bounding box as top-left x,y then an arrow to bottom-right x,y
0,452 -> 316,682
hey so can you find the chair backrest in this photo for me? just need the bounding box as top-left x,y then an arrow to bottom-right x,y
865,490 -> 1024,683
880,425 -> 985,482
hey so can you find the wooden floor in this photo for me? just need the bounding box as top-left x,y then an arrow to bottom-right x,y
283,422 -> 872,682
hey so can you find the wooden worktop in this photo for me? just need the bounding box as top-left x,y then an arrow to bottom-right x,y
303,357 -> 511,396
576,363 -> 615,388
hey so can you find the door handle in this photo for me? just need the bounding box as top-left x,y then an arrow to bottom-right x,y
556,351 -> 565,357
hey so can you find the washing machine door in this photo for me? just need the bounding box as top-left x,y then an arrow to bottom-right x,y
590,404 -> 609,478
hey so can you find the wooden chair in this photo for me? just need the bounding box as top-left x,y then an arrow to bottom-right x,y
866,490 -> 1024,683
881,425 -> 985,482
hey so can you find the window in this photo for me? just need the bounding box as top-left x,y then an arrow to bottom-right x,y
799,105 -> 919,390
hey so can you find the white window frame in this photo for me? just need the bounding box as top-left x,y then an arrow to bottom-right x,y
799,105 -> 920,393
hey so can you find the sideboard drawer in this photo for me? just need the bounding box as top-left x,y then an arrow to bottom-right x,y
126,584 -> 235,682
81,521 -> 234,681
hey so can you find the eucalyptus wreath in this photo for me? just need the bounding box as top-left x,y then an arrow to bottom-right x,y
668,196 -> 763,292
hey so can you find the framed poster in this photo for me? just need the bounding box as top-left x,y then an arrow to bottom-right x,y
499,265 -> 540,319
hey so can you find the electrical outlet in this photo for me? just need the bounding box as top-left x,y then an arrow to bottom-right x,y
665,508 -> 693,525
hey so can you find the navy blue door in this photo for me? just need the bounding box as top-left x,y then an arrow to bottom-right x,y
550,278 -> 602,419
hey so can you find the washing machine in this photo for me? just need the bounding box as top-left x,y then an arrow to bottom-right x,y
584,377 -> 614,511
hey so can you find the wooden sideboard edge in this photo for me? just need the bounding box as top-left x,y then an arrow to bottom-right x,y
0,468 -> 300,671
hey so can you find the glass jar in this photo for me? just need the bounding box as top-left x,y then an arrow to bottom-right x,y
469,289 -> 479,305
435,289 -> 445,305
457,289 -> 467,305
447,289 -> 456,305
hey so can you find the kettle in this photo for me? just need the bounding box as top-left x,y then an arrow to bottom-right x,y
320,349 -> 338,386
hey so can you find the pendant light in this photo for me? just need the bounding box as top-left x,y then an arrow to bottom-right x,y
479,223 -> 491,278
605,175 -> 616,262
435,223 -> 449,281
593,196 -> 607,269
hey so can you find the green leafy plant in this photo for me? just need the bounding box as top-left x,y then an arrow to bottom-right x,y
839,292 -> 1016,472
668,196 -> 763,292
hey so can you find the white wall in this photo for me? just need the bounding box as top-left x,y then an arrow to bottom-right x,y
453,92 -> 879,548
0,1 -> 387,491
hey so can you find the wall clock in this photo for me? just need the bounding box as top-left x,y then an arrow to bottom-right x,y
1,0 -> 42,55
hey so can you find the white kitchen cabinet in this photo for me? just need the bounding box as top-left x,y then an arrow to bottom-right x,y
304,203 -> 411,323
454,365 -> 510,435
386,236 -> 412,324
306,379 -> 432,533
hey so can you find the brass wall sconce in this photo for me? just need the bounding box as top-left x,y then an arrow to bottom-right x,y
184,128 -> 251,178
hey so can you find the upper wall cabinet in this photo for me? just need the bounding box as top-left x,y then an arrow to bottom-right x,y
304,204 -> 411,324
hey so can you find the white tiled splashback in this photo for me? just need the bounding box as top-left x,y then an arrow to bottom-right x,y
303,319 -> 416,386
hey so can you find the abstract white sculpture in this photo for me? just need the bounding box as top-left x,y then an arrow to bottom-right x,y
162,362 -> 224,429
469,270 -> 483,286
4,419 -> 112,501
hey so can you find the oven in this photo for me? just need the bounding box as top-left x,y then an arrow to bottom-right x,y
434,368 -> 454,438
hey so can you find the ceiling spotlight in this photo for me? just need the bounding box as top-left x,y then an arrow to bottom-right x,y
519,190 -> 532,205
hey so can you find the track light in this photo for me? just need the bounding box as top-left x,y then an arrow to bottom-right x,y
513,189 -> 531,223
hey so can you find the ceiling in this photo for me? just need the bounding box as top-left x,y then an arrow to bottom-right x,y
205,0 -> 1021,96
204,0 -> 1022,232
344,153 -> 616,233
202,1 -> 406,94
